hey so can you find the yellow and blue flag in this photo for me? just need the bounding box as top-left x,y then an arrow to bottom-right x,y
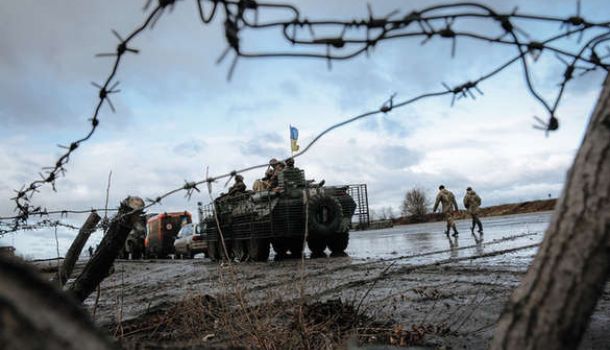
290,125 -> 299,152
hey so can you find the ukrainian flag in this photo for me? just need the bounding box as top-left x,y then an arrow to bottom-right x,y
290,125 -> 299,152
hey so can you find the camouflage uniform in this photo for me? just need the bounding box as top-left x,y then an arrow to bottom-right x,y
253,168 -> 274,191
269,162 -> 285,189
463,188 -> 483,233
228,175 -> 246,195
433,187 -> 459,236
286,158 -> 295,168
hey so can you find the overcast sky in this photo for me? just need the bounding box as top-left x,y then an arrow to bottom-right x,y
1,0 -> 608,258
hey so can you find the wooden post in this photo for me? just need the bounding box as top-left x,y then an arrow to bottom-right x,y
0,255 -> 113,349
53,212 -> 101,287
492,74 -> 610,349
69,196 -> 144,303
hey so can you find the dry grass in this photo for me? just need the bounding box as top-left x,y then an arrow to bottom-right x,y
111,269 -> 450,350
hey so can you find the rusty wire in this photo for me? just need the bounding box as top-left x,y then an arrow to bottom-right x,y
2,0 -> 610,234
0,219 -> 80,232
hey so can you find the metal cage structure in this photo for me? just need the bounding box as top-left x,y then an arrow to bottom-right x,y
346,184 -> 370,230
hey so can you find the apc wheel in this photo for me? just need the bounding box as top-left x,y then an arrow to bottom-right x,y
307,235 -> 326,258
208,240 -> 220,261
272,239 -> 289,260
248,238 -> 270,262
327,231 -> 349,256
288,238 -> 304,258
220,239 -> 233,261
232,240 -> 248,262
132,249 -> 142,260
308,195 -> 343,235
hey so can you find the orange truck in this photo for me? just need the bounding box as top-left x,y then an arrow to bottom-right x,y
144,211 -> 192,258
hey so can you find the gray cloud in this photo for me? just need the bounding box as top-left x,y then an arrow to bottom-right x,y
376,145 -> 422,169
173,140 -> 206,158
239,132 -> 286,158
361,114 -> 412,137
279,80 -> 301,98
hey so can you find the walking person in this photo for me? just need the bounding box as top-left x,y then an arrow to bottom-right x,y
433,185 -> 460,236
463,187 -> 483,235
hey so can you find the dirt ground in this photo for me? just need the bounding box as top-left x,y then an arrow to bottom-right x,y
73,213 -> 608,349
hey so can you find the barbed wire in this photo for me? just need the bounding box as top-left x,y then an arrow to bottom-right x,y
0,219 -> 80,233
2,0 -> 610,235
5,1 -> 171,232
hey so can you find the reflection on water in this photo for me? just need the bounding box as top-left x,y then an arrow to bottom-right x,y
446,235 -> 459,258
347,211 -> 552,265
470,231 -> 484,255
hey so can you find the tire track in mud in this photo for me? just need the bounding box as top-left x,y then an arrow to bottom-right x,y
105,243 -> 538,331
312,243 -> 539,298
246,232 -> 541,293
93,233 -> 541,325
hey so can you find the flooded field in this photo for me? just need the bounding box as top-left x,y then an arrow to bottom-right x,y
349,211 -> 550,264
82,211 -> 609,349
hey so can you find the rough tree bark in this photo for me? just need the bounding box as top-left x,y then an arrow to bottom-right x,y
69,196 -> 144,302
492,74 -> 610,349
0,255 -> 114,349
52,212 -> 101,287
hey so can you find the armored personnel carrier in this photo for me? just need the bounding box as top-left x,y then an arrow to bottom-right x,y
201,166 -> 357,261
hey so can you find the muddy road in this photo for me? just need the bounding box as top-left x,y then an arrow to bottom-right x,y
81,212 -> 609,349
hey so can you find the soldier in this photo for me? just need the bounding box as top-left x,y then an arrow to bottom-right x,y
286,158 -> 295,168
463,187 -> 483,234
227,175 -> 246,195
433,185 -> 460,236
269,158 -> 279,170
253,168 -> 274,191
269,161 -> 285,189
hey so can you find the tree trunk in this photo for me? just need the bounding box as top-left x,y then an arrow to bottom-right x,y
492,74 -> 610,349
69,196 -> 144,302
53,212 -> 101,287
0,255 -> 114,350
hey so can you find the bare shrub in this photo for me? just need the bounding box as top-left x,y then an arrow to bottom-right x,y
113,276 -> 440,349
400,188 -> 429,221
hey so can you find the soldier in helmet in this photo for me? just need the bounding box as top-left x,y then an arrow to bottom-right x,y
269,161 -> 285,189
286,158 -> 295,168
463,186 -> 483,234
269,158 -> 279,169
433,185 -> 460,236
227,174 -> 246,196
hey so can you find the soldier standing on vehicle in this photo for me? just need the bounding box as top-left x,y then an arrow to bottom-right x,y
286,158 -> 295,168
463,187 -> 483,234
433,185 -> 460,236
227,175 -> 246,195
269,161 -> 285,189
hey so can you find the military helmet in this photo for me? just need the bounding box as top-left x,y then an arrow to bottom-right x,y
466,186 -> 472,191
269,158 -> 279,166
286,158 -> 295,166
235,175 -> 244,181
439,185 -> 445,190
